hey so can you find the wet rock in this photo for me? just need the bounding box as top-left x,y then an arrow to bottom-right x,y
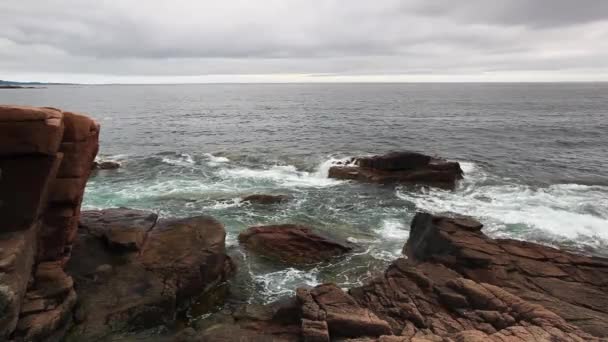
328,151 -> 463,189
92,160 -> 120,170
402,212 -> 608,338
66,212 -> 234,340
241,194 -> 290,205
238,224 -> 354,265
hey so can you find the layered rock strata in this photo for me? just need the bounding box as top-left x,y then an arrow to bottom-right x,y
0,105 -> 99,341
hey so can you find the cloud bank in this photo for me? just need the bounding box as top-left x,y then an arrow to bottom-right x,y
1,0 -> 608,82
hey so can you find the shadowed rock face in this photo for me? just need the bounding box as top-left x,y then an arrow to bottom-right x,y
66,211 -> 234,341
328,151 -> 463,189
238,224 -> 354,265
183,213 -> 608,342
0,105 -> 99,342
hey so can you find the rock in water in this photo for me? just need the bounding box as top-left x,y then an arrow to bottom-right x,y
92,160 -> 120,170
238,224 -> 353,265
66,212 -> 234,340
328,151 -> 463,188
241,194 -> 290,205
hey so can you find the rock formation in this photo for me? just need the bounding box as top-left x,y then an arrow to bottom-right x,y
185,213 -> 608,341
66,209 -> 234,340
238,224 -> 354,265
328,151 -> 463,188
0,105 -> 99,341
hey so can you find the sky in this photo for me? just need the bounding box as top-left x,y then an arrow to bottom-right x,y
1,0 -> 608,83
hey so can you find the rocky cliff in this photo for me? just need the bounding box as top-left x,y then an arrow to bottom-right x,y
0,105 -> 99,341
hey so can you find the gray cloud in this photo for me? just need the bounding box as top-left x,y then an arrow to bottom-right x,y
1,0 -> 608,82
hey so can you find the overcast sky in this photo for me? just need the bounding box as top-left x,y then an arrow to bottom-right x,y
2,0 -> 608,83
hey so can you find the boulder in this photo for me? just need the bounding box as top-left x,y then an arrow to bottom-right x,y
403,212 -> 608,338
238,224 -> 354,265
328,151 -> 463,189
241,194 -> 290,205
66,211 -> 234,340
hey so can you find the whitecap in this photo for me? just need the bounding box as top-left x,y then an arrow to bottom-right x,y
374,218 -> 409,240
204,153 -> 230,166
397,169 -> 608,245
160,153 -> 195,166
252,268 -> 319,303
218,159 -> 344,188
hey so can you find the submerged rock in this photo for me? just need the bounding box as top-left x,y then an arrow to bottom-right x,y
238,224 -> 354,265
241,194 -> 290,205
92,160 -> 120,170
328,151 -> 463,188
66,211 -> 234,341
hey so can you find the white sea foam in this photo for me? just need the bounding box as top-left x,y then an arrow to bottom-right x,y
219,159 -> 345,188
161,153 -> 195,166
204,153 -> 230,166
397,163 -> 608,244
375,218 -> 410,240
252,268 -> 320,303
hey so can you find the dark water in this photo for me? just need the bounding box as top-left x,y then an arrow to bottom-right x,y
2,83 -> 607,306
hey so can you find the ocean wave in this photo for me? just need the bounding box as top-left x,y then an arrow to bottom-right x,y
396,164 -> 608,246
252,267 -> 320,304
218,158 -> 346,188
160,153 -> 195,166
204,153 -> 230,166
374,218 -> 410,240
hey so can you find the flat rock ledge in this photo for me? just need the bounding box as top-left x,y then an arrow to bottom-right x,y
328,151 -> 463,189
238,224 -> 354,265
183,213 -> 608,342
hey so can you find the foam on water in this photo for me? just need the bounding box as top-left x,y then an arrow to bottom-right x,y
397,162 -> 608,248
204,153 -> 230,166
160,153 -> 195,167
375,218 -> 410,240
218,160 -> 344,188
252,268 -> 320,304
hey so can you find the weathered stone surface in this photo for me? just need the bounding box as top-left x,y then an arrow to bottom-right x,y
15,261 -> 77,342
239,224 -> 354,265
0,105 -> 64,156
300,284 -> 392,338
183,213 -> 608,342
241,194 -> 290,205
404,212 -> 608,337
66,213 -> 234,340
328,151 -> 463,189
0,225 -> 37,338
0,105 -> 98,341
79,208 -> 158,251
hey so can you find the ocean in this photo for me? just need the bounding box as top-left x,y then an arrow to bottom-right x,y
2,82 -> 607,307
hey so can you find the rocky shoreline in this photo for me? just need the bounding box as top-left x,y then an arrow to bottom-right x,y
1,105 -> 607,341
